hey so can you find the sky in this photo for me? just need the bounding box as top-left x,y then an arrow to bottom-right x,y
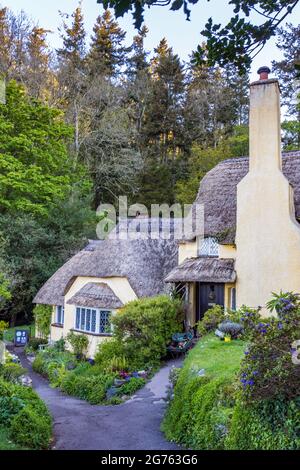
2,0 -> 300,81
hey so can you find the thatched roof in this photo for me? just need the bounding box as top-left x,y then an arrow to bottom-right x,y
165,257 -> 236,283
191,150 -> 300,244
67,282 -> 123,309
34,221 -> 178,306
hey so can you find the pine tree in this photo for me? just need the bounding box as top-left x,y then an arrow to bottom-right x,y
57,4 -> 86,70
26,27 -> 52,99
145,38 -> 186,162
128,25 -> 149,76
57,4 -> 87,156
88,10 -> 128,78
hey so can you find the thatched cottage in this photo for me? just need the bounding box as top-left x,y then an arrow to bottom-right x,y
166,67 -> 300,322
35,68 -> 300,356
34,219 -> 179,357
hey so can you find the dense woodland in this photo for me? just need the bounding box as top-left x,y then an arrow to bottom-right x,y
0,4 -> 299,324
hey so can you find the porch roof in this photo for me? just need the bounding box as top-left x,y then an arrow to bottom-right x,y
67,282 -> 123,309
165,257 -> 236,284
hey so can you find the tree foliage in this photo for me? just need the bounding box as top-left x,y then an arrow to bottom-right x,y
97,0 -> 300,72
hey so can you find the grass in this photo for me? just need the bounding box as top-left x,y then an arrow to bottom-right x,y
0,427 -> 25,450
183,334 -> 246,381
3,324 -> 34,343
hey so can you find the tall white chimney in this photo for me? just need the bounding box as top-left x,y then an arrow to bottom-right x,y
235,67 -> 300,314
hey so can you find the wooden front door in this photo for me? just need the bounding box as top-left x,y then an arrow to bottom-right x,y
196,282 -> 225,322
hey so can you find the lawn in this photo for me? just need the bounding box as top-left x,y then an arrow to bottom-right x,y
3,324 -> 34,342
182,334 -> 246,381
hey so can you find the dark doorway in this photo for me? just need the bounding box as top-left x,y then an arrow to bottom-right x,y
196,282 -> 225,322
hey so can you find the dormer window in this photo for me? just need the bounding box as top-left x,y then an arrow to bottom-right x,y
198,237 -> 219,257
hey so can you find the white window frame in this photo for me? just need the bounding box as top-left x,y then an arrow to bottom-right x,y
55,305 -> 64,325
74,306 -> 114,336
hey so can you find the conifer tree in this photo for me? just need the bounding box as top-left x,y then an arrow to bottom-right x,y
145,38 -> 186,162
88,10 -> 128,78
26,27 -> 52,99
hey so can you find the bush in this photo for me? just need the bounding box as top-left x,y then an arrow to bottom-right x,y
32,350 -> 76,381
111,295 -> 184,368
218,321 -> 243,339
238,292 -> 300,402
0,377 -> 13,397
117,377 -> 146,396
95,339 -> 126,368
33,304 -> 52,339
25,337 -> 48,352
66,331 -> 89,359
0,321 -> 9,340
10,405 -> 52,449
197,305 -> 225,336
0,363 -> 27,383
61,372 -> 114,404
225,398 -> 300,450
0,396 -> 25,425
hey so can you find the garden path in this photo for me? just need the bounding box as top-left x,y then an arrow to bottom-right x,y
16,349 -> 182,450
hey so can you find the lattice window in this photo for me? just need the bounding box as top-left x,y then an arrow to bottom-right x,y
86,309 -> 91,332
75,307 -> 112,335
99,310 -> 112,334
199,237 -> 219,257
91,310 -> 97,333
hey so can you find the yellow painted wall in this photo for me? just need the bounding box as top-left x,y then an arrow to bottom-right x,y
236,79 -> 300,315
219,245 -> 236,259
49,276 -> 137,357
178,240 -> 197,264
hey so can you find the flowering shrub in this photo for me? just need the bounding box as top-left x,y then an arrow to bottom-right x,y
238,292 -> 300,402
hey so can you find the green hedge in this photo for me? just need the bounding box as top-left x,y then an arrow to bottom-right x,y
0,377 -> 52,449
225,399 -> 300,450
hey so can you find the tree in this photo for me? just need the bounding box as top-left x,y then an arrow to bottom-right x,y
57,4 -> 87,156
0,193 -> 96,324
273,23 -> 300,149
26,26 -> 53,100
176,125 -> 249,204
88,9 -> 128,78
97,0 -> 300,72
184,61 -> 249,149
0,7 -> 33,81
144,38 -> 186,162
0,80 -> 81,216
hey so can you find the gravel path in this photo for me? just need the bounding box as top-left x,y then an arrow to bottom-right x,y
15,348 -> 182,451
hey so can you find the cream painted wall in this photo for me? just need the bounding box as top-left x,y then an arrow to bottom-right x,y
219,245 -> 236,259
236,79 -> 300,315
49,276 -> 137,357
178,240 -> 197,264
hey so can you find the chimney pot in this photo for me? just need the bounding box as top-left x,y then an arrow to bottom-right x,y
257,66 -> 271,80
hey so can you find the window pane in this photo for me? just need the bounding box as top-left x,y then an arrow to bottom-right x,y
80,308 -> 86,330
91,310 -> 97,332
99,310 -> 111,334
86,309 -> 91,332
57,306 -> 61,324
62,307 -> 64,325
76,308 -> 80,329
